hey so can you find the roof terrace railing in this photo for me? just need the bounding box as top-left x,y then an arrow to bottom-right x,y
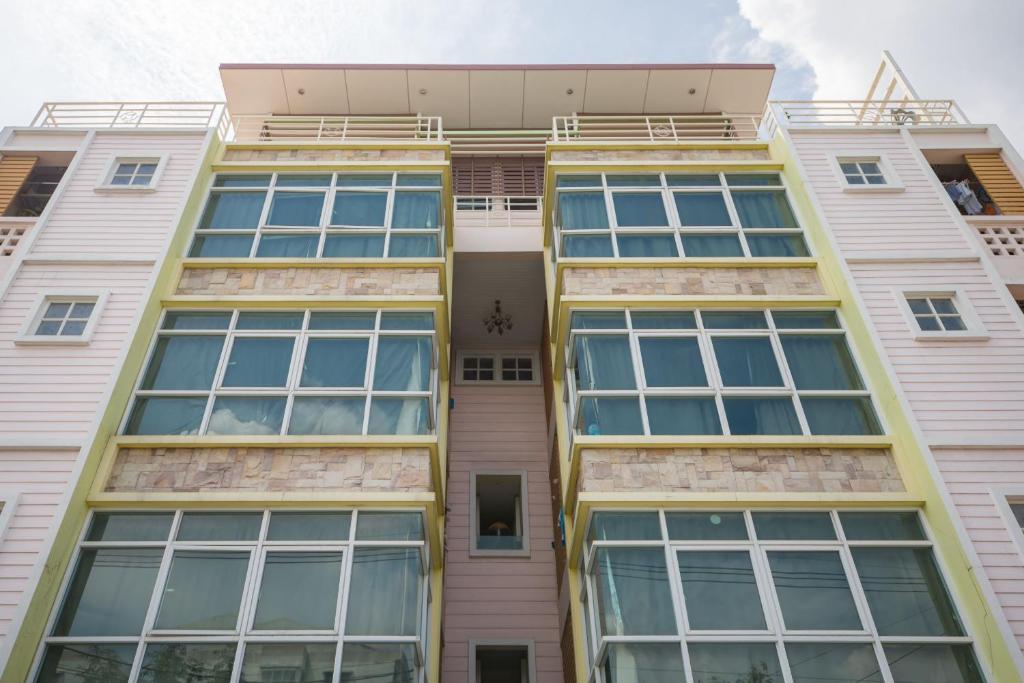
32,102 -> 230,137
230,115 -> 444,143
765,99 -> 968,135
551,114 -> 761,143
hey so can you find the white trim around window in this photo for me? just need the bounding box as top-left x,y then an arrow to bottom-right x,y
95,155 -> 168,192
468,640 -> 536,683
456,350 -> 540,385
15,290 -> 109,345
829,153 -> 904,192
894,287 -> 989,341
991,486 -> 1024,566
469,469 -> 531,558
0,489 -> 20,546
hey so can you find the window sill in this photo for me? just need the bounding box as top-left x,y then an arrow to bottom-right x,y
571,434 -> 893,451
913,331 -> 990,342
94,185 -> 157,194
14,335 -> 91,346
841,185 -> 905,194
469,548 -> 531,558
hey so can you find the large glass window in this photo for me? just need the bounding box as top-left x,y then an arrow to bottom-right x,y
189,173 -> 443,259
124,309 -> 437,436
554,172 -> 810,259
580,509 -> 984,683
566,309 -> 881,437
36,509 -> 429,683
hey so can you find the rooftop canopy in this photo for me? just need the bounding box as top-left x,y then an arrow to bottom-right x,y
219,63 -> 775,129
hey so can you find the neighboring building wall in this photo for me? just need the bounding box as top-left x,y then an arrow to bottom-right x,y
0,128 -> 209,665
442,383 -> 564,683
933,447 -> 1024,649
0,450 -> 77,645
788,125 -> 1024,653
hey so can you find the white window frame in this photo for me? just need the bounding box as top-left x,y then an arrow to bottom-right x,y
991,486 -> 1024,566
469,469 -> 531,557
830,153 -> 904,192
95,155 -> 168,192
552,171 -> 812,261
564,308 -> 884,439
121,308 -> 440,437
895,287 -> 989,341
31,507 -> 432,683
578,507 -> 985,683
0,489 -> 20,546
456,350 -> 540,385
15,290 -> 108,345
468,639 -> 536,683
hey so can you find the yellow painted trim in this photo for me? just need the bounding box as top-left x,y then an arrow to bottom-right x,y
111,434 -> 438,449
180,257 -> 446,270
88,491 -> 437,506
223,142 -> 451,152
546,141 -> 770,152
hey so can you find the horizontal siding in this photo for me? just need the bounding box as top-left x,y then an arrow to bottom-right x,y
0,263 -> 152,438
0,450 -> 77,644
849,261 -> 1024,442
934,448 -> 1024,650
790,129 -> 976,258
28,132 -> 205,258
443,383 -> 563,683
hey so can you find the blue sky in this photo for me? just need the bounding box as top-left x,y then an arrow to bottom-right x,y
3,0 -> 1022,149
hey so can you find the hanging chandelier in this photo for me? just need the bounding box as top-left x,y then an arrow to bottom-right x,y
483,299 -> 513,335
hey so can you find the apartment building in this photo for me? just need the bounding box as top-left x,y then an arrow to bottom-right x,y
0,106 -> 220,671
1,57 -> 1022,683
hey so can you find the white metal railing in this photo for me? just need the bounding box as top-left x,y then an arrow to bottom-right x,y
231,115 -> 443,143
551,114 -> 761,143
453,196 -> 542,228
968,216 -> 1024,257
32,102 -> 230,137
765,100 -> 968,132
0,217 -> 36,257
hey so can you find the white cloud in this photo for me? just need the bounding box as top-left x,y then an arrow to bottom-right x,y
737,0 -> 1024,151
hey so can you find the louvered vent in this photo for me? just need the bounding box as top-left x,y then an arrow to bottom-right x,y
452,157 -> 544,196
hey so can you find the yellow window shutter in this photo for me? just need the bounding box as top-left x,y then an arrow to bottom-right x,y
0,155 -> 38,215
965,152 -> 1024,215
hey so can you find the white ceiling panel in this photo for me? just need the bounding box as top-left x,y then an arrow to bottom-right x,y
408,70 -> 470,128
451,253 -> 545,349
344,69 -> 410,115
643,70 -> 712,114
583,69 -> 649,113
469,70 -> 525,129
705,68 -> 774,114
281,69 -> 349,115
522,70 -> 588,128
221,69 -> 289,114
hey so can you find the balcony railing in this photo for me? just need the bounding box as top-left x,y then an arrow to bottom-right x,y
454,196 -> 542,228
32,102 -> 229,137
764,100 -> 968,135
551,114 -> 761,143
231,115 -> 443,143
968,216 -> 1024,256
0,217 -> 35,258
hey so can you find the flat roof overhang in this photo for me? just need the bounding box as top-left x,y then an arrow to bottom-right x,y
220,63 -> 775,129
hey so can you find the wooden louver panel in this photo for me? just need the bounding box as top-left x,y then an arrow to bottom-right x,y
965,152 -> 1024,215
452,156 -> 544,196
0,155 -> 38,215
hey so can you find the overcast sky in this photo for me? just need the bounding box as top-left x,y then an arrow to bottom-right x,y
3,0 -> 1022,149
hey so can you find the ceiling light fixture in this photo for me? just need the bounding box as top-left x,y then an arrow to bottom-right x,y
483,299 -> 513,335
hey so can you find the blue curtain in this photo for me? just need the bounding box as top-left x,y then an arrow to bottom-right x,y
612,193 -> 668,226
673,193 -> 731,226
723,397 -> 801,435
563,235 -> 613,257
222,338 -> 294,388
345,548 -> 421,636
781,336 -> 863,390
803,397 -> 881,435
713,337 -> 783,386
331,192 -> 387,226
207,397 -> 285,435
373,337 -> 431,391
289,398 -> 366,435
576,335 -> 635,390
200,191 -> 265,229
368,398 -> 429,435
579,397 -> 643,435
267,192 -> 324,227
616,235 -> 677,257
682,234 -> 743,257
391,192 -> 440,229
142,336 -> 224,390
323,234 -> 385,258
559,192 -> 609,230
732,191 -> 797,228
255,234 -> 319,258
639,337 -> 707,387
645,398 -> 721,435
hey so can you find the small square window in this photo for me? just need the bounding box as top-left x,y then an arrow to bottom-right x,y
99,157 -> 165,190
458,353 -> 537,384
18,294 -> 104,344
900,292 -> 984,339
835,156 -> 902,192
472,472 -> 528,555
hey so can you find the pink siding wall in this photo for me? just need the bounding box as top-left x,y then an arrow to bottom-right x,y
442,383 -> 564,683
30,132 -> 206,258
789,127 -> 1024,655
0,129 -> 208,661
933,448 -> 1024,649
0,450 -> 77,643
